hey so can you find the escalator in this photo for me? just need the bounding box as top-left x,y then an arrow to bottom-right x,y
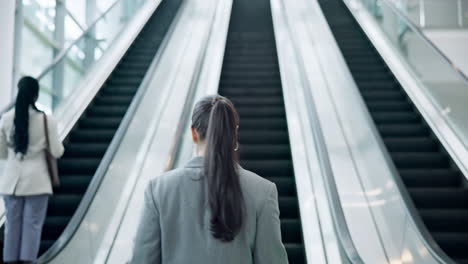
0,0 -> 181,261
318,0 -> 468,263
218,0 -> 306,263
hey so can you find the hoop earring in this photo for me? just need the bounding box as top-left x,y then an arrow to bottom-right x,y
234,142 -> 239,152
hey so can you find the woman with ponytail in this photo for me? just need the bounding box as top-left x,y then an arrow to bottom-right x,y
131,95 -> 288,264
0,76 -> 64,264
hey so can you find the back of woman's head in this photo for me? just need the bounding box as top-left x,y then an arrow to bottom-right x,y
13,76 -> 40,156
191,95 -> 245,242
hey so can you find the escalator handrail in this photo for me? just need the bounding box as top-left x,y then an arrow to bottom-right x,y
36,1 -> 180,262
373,0 -> 468,84
277,0 -> 364,262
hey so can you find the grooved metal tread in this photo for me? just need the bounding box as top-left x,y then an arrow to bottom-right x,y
218,0 -> 306,262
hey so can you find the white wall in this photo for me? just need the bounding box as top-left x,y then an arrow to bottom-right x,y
0,1 -> 16,110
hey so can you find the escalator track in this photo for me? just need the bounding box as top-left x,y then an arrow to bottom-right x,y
0,0 -> 181,261
318,0 -> 468,263
218,0 -> 306,263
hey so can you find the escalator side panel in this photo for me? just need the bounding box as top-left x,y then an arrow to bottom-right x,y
318,0 -> 468,262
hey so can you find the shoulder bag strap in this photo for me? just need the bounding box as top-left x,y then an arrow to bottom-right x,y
43,113 -> 51,151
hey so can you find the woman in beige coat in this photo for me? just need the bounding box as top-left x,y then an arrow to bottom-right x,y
0,76 -> 64,264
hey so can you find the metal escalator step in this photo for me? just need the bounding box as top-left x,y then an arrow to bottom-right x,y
240,160 -> 293,177
408,188 -> 468,209
87,106 -> 128,117
400,169 -> 460,187
285,243 -> 306,263
383,137 -> 438,152
240,144 -> 291,159
377,124 -> 429,137
361,90 -> 405,101
279,197 -> 300,218
58,158 -> 101,174
239,130 -> 289,144
94,95 -> 134,105
56,176 -> 93,194
41,217 -> 71,240
367,101 -> 412,111
392,153 -> 449,169
237,106 -> 286,117
70,129 -> 115,143
281,219 -> 303,243
432,232 -> 468,259
241,118 -> 287,129
47,195 -> 83,216
79,117 -> 123,129
64,143 -> 108,157
419,209 -> 468,232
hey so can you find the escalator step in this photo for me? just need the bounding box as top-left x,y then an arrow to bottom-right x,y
56,176 -> 93,194
431,233 -> 468,259
79,117 -> 123,129
392,153 -> 449,168
65,143 -> 108,157
419,209 -> 468,232
409,188 -> 468,209
47,195 -> 83,216
240,145 -> 291,159
240,160 -> 293,176
377,124 -> 429,137
281,219 -> 303,243
372,112 -> 420,124
70,129 -> 115,143
383,137 -> 438,152
58,158 -> 101,174
239,130 -> 289,144
241,118 -> 287,129
400,169 -> 460,187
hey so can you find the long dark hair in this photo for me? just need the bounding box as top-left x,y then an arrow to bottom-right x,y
13,76 -> 40,156
191,95 -> 245,242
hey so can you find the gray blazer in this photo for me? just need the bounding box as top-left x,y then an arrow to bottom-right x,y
130,156 -> 289,264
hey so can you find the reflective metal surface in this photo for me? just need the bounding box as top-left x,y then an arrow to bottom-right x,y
308,0 -> 455,262
272,0 -> 361,262
96,0 -> 229,263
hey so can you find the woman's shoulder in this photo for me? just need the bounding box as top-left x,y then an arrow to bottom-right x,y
238,167 -> 276,205
148,167 -> 199,189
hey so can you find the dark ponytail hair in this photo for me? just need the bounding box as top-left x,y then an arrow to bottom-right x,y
13,76 -> 40,156
191,95 -> 245,242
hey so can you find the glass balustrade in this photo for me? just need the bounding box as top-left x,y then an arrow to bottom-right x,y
35,0 -> 149,113
346,0 -> 468,150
